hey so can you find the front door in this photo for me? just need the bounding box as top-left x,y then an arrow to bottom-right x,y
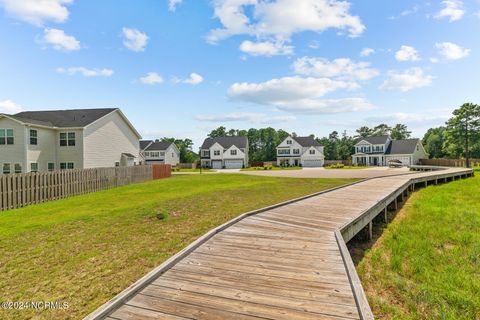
373,157 -> 378,166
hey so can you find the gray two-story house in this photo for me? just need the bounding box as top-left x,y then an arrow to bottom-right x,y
140,140 -> 180,166
352,135 -> 428,166
200,136 -> 249,169
0,108 -> 141,173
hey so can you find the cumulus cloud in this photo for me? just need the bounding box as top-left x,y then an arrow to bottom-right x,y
122,27 -> 149,52
239,40 -> 293,56
168,0 -> 183,11
228,76 -> 372,114
0,0 -> 72,26
42,28 -> 80,51
207,0 -> 365,47
183,73 -> 204,85
0,100 -> 22,114
435,0 -> 464,22
196,112 -> 296,124
435,42 -> 470,60
380,68 -> 433,92
56,67 -> 114,77
360,48 -> 375,57
395,45 -> 420,61
293,57 -> 379,81
139,72 -> 164,85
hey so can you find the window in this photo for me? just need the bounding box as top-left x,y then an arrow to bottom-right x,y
417,145 -> 419,151
30,163 -> 38,172
30,129 -> 38,145
278,149 -> 290,155
160,152 -> 165,156
60,132 -> 75,146
0,129 -> 14,145
310,149 -> 315,155
14,163 -> 22,173
60,162 -> 74,170
202,150 -> 210,157
293,149 -> 300,155
115,162 -> 120,167
286,140 -> 292,145
230,150 -> 237,156
48,163 -> 55,171
214,150 -> 220,156
2,163 -> 11,174
144,152 -> 150,157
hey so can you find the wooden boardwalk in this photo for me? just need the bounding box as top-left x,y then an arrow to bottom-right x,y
86,168 -> 474,320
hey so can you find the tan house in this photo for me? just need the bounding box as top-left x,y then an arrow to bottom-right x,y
0,108 -> 141,173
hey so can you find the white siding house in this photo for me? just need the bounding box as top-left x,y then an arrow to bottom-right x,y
352,135 -> 428,166
200,136 -> 249,169
276,136 -> 325,167
0,108 -> 141,173
140,140 -> 180,166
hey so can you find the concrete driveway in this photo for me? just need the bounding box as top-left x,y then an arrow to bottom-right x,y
237,167 -> 411,179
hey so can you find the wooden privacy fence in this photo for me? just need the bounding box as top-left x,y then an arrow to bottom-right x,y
419,158 -> 480,167
0,164 -> 171,211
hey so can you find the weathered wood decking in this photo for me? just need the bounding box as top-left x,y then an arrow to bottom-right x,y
86,168 -> 474,320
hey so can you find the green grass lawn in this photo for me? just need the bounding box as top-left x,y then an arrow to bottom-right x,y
0,174 -> 356,320
357,174 -> 480,320
241,166 -> 303,171
325,165 -> 369,170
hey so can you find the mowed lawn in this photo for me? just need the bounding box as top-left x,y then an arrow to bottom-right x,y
0,174 -> 356,320
357,174 -> 480,319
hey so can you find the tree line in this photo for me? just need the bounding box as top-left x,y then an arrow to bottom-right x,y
158,103 -> 480,165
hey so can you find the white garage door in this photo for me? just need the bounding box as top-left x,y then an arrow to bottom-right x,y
302,160 -> 324,167
225,160 -> 244,169
388,156 -> 411,166
212,161 -> 223,169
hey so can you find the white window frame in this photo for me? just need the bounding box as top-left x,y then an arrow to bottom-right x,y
14,163 -> 22,173
60,132 -> 76,147
30,129 -> 38,145
230,150 -> 237,156
309,149 -> 315,155
0,128 -> 14,145
286,140 -> 292,145
30,162 -> 39,172
47,162 -> 55,171
214,150 -> 220,156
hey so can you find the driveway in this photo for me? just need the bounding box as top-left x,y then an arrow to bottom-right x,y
238,167 -> 411,179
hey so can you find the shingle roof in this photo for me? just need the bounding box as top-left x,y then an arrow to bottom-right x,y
201,136 -> 248,149
385,139 -> 420,155
292,136 -> 322,147
145,141 -> 174,151
360,135 -> 390,145
12,108 -> 117,127
140,140 -> 153,150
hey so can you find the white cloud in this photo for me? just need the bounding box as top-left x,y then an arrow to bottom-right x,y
380,68 -> 433,92
168,0 -> 183,11
42,28 -> 80,51
196,112 -> 296,124
0,0 -> 72,26
435,0 -> 464,22
395,45 -> 420,61
239,40 -> 293,56
122,27 -> 149,52
430,57 -> 440,63
208,0 -> 365,45
0,100 -> 22,114
139,72 -> 164,85
435,42 -> 470,60
360,48 -> 375,57
293,57 -> 379,81
228,76 -> 372,114
183,73 -> 204,85
56,67 -> 114,77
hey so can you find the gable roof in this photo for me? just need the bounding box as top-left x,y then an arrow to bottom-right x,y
359,135 -> 390,145
201,136 -> 248,149
144,141 -> 174,151
11,108 -> 117,128
292,136 -> 322,147
385,139 -> 420,155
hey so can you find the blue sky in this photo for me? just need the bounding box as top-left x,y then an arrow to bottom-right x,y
0,0 -> 479,148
